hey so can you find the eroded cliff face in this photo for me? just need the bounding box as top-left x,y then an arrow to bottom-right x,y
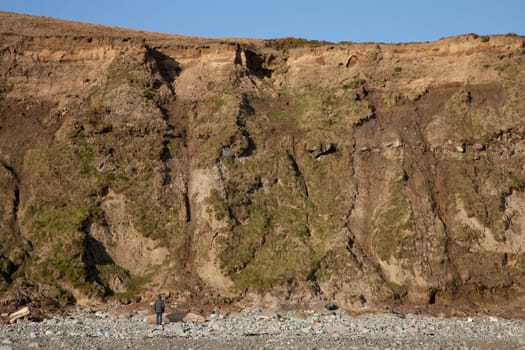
1,12 -> 525,315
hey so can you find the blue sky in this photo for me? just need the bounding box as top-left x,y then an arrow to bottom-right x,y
1,0 -> 524,43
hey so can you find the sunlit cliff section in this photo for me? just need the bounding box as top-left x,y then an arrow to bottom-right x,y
1,12 -> 525,316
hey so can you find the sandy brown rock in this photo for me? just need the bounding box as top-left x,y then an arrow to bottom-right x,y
8,306 -> 29,324
1,11 -> 525,317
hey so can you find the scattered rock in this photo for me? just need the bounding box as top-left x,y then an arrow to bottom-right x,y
118,312 -> 131,319
392,139 -> 403,148
166,312 -> 205,323
0,308 -> 524,348
182,312 -> 205,323
465,91 -> 472,104
324,302 -> 338,311
131,311 -> 148,322
307,141 -> 337,158
255,311 -> 277,321
94,311 -> 107,318
8,306 -> 30,324
221,148 -> 233,158
145,313 -> 170,325
473,143 -> 485,151
166,312 -> 186,323
166,322 -> 186,336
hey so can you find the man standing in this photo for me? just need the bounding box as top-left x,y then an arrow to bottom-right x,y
153,295 -> 165,325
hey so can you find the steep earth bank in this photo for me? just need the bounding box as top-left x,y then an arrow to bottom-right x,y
1,12 -> 525,318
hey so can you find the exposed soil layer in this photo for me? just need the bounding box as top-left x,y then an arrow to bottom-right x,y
1,12 -> 525,318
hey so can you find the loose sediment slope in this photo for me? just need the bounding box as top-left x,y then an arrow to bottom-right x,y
1,12 -> 525,317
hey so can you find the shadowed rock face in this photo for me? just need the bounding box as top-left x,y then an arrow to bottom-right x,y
1,12 -> 525,316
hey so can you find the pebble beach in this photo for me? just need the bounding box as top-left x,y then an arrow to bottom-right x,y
1,307 -> 525,349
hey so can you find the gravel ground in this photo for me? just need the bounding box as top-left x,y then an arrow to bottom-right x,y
1,308 -> 525,349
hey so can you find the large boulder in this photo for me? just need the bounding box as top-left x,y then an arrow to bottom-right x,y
166,312 -> 205,323
8,306 -> 29,324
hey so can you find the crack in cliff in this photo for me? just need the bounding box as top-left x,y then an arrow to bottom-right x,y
231,94 -> 256,157
145,46 -> 184,188
345,96 -> 376,239
409,106 -> 448,230
286,151 -> 310,198
236,44 -> 273,79
145,46 -> 180,94
1,161 -> 20,233
80,217 -> 117,287
159,139 -> 172,186
183,180 -> 191,223
286,149 -> 312,239
215,158 -> 237,225
343,131 -> 365,270
143,46 -> 197,272
407,105 -> 458,294
151,119 -> 175,188
353,104 -> 376,127
155,97 -> 177,188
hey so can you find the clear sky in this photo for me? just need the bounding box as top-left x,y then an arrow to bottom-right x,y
1,0 -> 524,43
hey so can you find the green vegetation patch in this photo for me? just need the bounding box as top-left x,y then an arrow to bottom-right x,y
20,138 -> 108,293
372,175 -> 415,261
342,78 -> 366,90
124,274 -> 152,296
95,264 -> 130,293
81,58 -> 185,244
210,151 -> 316,291
108,60 -> 151,88
193,93 -> 240,166
201,86 -> 360,291
259,87 -> 369,129
315,248 -> 360,282
495,64 -> 510,73
264,37 -> 332,51
458,224 -> 484,242
443,158 -> 525,241
232,236 -> 314,292
85,53 -> 161,114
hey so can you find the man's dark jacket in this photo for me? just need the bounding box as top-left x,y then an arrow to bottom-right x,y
154,298 -> 165,313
